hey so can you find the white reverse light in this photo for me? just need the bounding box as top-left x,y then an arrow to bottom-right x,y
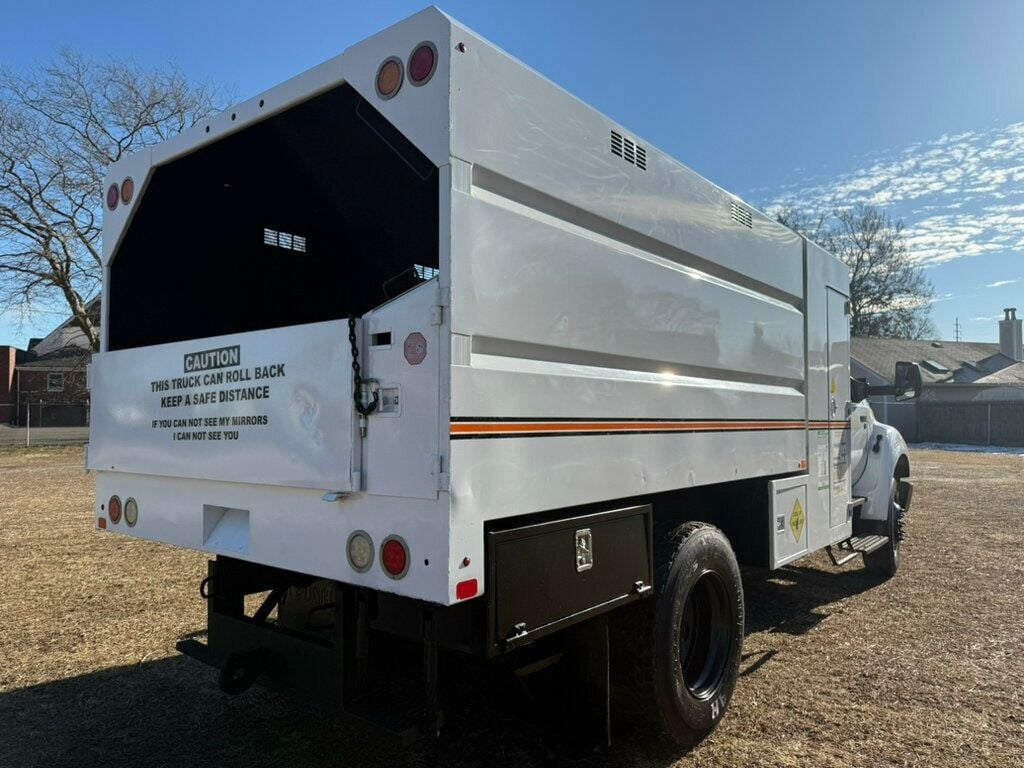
347,531 -> 374,573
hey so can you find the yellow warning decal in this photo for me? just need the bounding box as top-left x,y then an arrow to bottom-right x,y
790,498 -> 805,542
830,377 -> 837,395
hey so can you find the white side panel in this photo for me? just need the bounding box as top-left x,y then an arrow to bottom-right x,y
448,20 -> 803,301
805,241 -> 853,551
451,430 -> 807,523
362,280 -> 442,500
450,192 -> 805,386
88,320 -> 354,491
827,287 -> 853,527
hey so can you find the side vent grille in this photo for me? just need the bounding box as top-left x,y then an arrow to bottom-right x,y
610,130 -> 647,171
729,203 -> 753,229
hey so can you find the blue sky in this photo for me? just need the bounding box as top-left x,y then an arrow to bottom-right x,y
3,0 -> 1023,345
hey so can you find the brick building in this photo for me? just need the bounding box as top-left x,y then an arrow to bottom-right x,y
15,350 -> 91,426
1,300 -> 97,427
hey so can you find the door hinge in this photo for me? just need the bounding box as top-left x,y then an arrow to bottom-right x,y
431,286 -> 450,326
431,454 -> 448,491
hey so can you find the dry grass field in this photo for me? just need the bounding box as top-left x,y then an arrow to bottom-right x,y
0,446 -> 1021,767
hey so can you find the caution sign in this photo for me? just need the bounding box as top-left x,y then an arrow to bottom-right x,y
790,498 -> 805,542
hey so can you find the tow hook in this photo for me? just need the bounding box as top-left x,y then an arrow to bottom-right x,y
219,647 -> 276,695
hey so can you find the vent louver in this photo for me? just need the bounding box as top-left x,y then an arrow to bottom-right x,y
729,203 -> 753,229
610,130 -> 647,171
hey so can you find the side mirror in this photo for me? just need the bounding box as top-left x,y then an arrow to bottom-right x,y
893,361 -> 923,401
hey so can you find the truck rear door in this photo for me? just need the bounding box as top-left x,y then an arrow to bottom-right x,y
88,319 -> 356,491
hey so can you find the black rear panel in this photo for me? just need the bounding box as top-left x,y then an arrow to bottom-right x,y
108,83 -> 439,351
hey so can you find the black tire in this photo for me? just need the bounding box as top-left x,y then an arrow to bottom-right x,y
611,522 -> 744,748
864,480 -> 903,578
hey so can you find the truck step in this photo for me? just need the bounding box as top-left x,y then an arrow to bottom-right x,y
344,691 -> 444,745
849,535 -> 889,555
826,535 -> 889,567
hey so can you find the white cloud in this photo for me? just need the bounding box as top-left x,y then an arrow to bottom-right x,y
764,122 -> 1024,266
986,279 -> 1017,288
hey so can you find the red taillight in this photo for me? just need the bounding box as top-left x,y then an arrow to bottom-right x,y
408,42 -> 437,85
106,183 -> 119,210
456,578 -> 478,600
376,57 -> 403,99
120,177 -> 134,204
108,495 -> 122,524
381,537 -> 409,578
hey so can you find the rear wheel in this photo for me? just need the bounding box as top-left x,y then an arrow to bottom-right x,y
612,522 -> 744,748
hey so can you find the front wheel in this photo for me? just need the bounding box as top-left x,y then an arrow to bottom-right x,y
612,522 -> 744,748
864,480 -> 904,578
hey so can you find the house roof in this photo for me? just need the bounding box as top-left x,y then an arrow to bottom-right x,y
973,362 -> 1024,385
29,297 -> 99,357
18,349 -> 91,371
850,338 -> 1004,384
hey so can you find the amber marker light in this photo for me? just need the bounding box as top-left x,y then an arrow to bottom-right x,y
376,57 -> 403,99
120,177 -> 135,204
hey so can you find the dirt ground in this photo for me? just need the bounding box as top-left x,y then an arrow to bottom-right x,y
0,446 -> 1021,767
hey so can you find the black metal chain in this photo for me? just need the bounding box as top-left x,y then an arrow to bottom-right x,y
348,316 -> 379,416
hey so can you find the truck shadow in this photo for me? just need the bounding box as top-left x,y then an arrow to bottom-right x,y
741,560 -> 880,637
0,564 -> 879,768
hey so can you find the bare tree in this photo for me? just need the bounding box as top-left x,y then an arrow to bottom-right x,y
774,203 -> 936,339
0,50 -> 221,351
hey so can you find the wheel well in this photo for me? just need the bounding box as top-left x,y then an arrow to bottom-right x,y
650,476 -> 779,568
895,454 -> 910,480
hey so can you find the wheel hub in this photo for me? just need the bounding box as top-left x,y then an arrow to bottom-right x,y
679,571 -> 733,700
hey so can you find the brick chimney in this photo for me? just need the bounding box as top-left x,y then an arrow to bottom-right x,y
999,308 -> 1023,362
0,346 -> 17,424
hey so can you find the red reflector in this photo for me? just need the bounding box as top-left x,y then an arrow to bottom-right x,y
456,578 -> 478,600
97,517 -> 107,530
106,183 -> 119,210
381,537 -> 408,578
108,495 -> 122,524
408,43 -> 437,84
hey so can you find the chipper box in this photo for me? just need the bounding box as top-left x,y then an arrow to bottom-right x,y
90,7 -> 919,748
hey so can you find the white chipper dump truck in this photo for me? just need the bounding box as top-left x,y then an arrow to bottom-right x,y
89,7 -> 920,748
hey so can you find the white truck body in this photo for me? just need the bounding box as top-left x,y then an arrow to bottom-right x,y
90,7 -> 905,612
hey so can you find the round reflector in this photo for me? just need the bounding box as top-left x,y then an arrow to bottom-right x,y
381,536 -> 409,579
347,530 -> 374,573
120,177 -> 135,204
376,57 -> 403,99
106,183 -> 119,210
108,495 -> 122,524
124,497 -> 138,527
408,42 -> 437,85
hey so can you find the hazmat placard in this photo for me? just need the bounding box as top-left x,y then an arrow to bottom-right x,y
790,498 -> 805,542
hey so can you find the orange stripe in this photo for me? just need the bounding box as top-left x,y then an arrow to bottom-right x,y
451,420 -> 810,434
